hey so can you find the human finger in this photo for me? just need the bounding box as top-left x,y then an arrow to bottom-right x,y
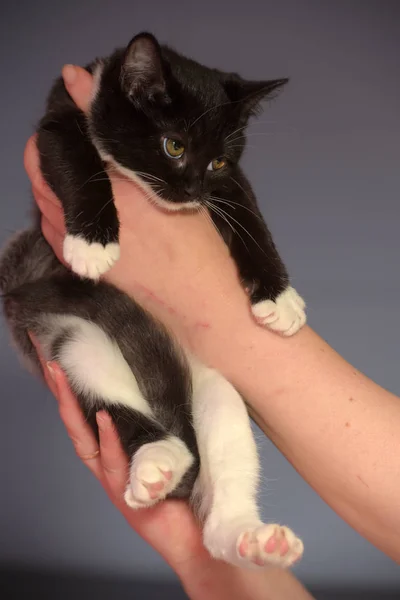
24,136 -> 59,205
33,189 -> 65,234
62,64 -> 94,113
29,334 -> 58,397
51,367 -> 102,478
96,411 -> 130,497
41,217 -> 65,264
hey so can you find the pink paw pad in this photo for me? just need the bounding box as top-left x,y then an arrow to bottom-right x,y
265,533 -> 278,553
264,529 -> 290,556
236,524 -> 304,569
142,469 -> 172,500
238,534 -> 250,558
255,311 -> 276,324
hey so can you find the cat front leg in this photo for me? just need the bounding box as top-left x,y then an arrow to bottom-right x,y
251,286 -> 306,336
190,360 -> 304,569
211,175 -> 306,336
37,114 -> 120,280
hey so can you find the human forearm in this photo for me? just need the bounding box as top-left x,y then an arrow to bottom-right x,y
34,336 -> 315,600
181,559 -> 315,600
125,277 -> 400,563
33,165 -> 400,561
212,321 -> 400,562
26,66 -> 400,563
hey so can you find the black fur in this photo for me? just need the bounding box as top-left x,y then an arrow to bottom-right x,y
0,32 -> 292,501
1,230 -> 199,498
37,31 -> 290,302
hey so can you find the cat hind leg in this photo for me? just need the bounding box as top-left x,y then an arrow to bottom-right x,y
34,314 -> 194,508
190,361 -> 303,569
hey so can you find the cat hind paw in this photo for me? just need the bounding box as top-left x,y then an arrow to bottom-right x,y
124,437 -> 194,509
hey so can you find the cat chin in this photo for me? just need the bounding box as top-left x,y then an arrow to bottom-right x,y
93,147 -> 200,213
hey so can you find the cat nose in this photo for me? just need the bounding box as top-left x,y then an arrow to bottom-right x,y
183,184 -> 199,198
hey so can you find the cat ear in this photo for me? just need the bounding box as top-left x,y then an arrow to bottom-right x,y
224,76 -> 289,119
121,32 -> 167,100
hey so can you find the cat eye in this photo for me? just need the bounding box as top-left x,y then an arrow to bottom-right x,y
163,137 -> 185,159
207,157 -> 226,171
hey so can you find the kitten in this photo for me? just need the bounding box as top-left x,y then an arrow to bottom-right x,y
0,32 -> 305,569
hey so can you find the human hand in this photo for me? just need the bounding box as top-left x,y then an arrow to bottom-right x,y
25,64 -> 256,365
31,338 -> 312,600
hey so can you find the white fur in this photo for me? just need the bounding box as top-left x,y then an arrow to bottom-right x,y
38,308 -> 303,567
43,315 -> 152,415
252,286 -> 306,336
124,436 -> 194,509
190,359 -> 303,568
95,148 -> 200,213
63,235 -> 120,280
41,315 -> 198,512
64,65 -> 121,281
40,315 -> 196,513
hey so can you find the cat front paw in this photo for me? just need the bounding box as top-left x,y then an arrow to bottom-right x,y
63,235 -> 120,280
252,286 -> 306,336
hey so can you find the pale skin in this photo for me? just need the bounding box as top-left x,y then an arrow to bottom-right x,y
25,64 -> 400,597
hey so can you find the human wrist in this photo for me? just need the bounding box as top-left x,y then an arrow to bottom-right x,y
197,315 -> 314,420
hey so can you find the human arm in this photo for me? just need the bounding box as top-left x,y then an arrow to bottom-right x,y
32,338 -> 314,600
28,66 -> 400,563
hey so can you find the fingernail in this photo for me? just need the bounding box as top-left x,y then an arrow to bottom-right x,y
96,412 -> 109,431
46,362 -> 56,381
62,64 -> 77,85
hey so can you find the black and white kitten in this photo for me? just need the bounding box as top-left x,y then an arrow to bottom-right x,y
0,32 -> 305,569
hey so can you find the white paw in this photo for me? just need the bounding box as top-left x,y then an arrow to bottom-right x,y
237,523 -> 304,569
124,437 -> 194,509
204,519 -> 303,569
252,286 -> 306,336
63,235 -> 120,280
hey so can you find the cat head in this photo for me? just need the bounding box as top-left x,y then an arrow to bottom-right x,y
89,32 -> 288,210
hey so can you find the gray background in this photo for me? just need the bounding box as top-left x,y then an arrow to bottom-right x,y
0,0 -> 399,594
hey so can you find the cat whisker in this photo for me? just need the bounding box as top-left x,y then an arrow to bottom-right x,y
205,200 -> 239,240
229,176 -> 255,206
83,197 -> 116,230
230,132 -> 292,143
86,177 -> 127,185
87,176 -> 167,198
134,171 -> 166,185
210,195 -> 264,223
209,196 -> 236,211
200,205 -> 222,239
208,199 -> 269,259
226,144 -> 257,151
224,119 -> 278,142
225,124 -> 248,142
75,169 -> 109,192
75,119 -> 85,137
216,208 -> 249,251
188,103 -> 228,130
188,92 -> 259,130
206,201 -> 250,254
189,85 -> 284,130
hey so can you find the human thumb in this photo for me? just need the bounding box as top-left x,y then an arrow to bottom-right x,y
62,64 -> 94,113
